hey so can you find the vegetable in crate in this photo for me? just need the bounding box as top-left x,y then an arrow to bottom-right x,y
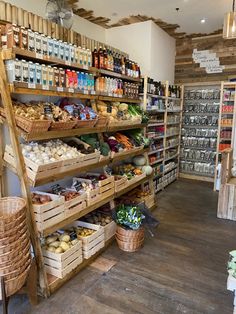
115,204 -> 145,230
128,130 -> 150,148
44,232 -> 79,254
32,193 -> 52,204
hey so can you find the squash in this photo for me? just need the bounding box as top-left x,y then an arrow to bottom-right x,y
142,165 -> 153,176
133,155 -> 146,166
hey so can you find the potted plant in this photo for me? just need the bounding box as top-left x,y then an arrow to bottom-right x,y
114,204 -> 145,252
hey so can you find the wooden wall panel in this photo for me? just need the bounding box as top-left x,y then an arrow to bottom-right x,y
175,34 -> 236,83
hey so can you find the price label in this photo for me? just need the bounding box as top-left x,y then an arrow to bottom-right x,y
57,87 -> 64,92
83,90 -> 89,95
44,103 -> 52,115
36,53 -> 43,59
117,110 -> 124,118
42,85 -> 49,90
73,181 -> 82,192
107,104 -> 112,113
69,231 -> 77,240
68,88 -> 74,93
91,178 -> 97,185
90,90 -> 96,95
65,61 -> 71,66
51,184 -> 62,195
28,83 -> 36,89
108,92 -> 113,97
83,65 -> 88,70
119,94 -> 122,98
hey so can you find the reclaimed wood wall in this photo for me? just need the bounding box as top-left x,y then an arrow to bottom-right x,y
175,34 -> 236,83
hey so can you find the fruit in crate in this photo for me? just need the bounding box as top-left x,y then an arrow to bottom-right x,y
76,227 -> 95,237
83,211 -> 113,226
21,140 -> 80,165
32,193 -> 52,204
44,232 -> 79,254
61,191 -> 80,201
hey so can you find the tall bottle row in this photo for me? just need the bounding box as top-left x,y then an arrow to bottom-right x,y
180,84 -> 220,182
140,76 -> 183,192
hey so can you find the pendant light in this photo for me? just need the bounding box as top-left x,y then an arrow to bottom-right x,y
223,0 -> 236,39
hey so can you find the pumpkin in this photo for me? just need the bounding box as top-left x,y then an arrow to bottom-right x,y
142,165 -> 153,176
133,155 -> 146,166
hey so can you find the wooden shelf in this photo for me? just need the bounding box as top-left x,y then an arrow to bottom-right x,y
148,148 -> 164,155
20,123 -> 147,141
48,237 -> 114,294
183,112 -> 219,116
97,69 -> 141,83
165,133 -> 180,138
168,97 -> 182,101
165,144 -> 179,150
166,122 -> 180,126
179,172 -> 214,182
182,125 -> 218,129
150,158 -> 164,166
43,174 -> 151,236
182,145 -> 216,151
220,124 -> 233,128
164,153 -> 179,162
148,122 -> 165,127
98,95 -> 140,103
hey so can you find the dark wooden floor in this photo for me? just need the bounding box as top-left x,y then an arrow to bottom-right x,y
1,179 -> 236,314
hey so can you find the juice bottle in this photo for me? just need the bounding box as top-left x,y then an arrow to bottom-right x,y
87,49 -> 92,67
98,46 -> 104,69
78,46 -> 83,66
82,47 -> 87,67
103,48 -> 108,70
93,47 -> 99,68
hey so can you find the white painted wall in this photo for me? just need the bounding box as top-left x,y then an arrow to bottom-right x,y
106,20 -> 175,82
5,0 -> 106,42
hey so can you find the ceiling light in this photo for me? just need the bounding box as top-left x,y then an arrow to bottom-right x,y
223,0 -> 236,39
200,18 -> 206,24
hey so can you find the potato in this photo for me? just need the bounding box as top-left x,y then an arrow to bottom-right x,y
55,247 -> 63,254
46,236 -> 58,245
47,246 -> 56,253
60,241 -> 70,252
59,234 -> 70,243
50,241 -> 60,248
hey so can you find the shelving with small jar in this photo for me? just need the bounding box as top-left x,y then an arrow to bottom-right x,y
140,76 -> 183,192
180,84 -> 220,182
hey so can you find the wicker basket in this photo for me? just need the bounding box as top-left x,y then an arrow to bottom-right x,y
15,116 -> 51,134
115,226 -> 145,252
96,116 -> 108,128
76,119 -> 97,128
0,264 -> 30,299
0,241 -> 30,266
0,224 -> 27,246
0,220 -> 26,240
0,233 -> 28,255
0,107 -> 5,117
0,252 -> 31,276
50,119 -> 77,130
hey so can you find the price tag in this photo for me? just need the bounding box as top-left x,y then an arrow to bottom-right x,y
57,87 -> 64,92
117,110 -> 124,118
28,83 -> 36,89
108,92 -> 113,97
65,61 -> 71,66
51,184 -> 62,195
119,94 -> 122,98
90,90 -> 96,95
68,88 -> 74,93
36,53 -> 43,59
91,178 -> 97,185
107,104 -> 112,113
44,103 -> 52,115
73,181 -> 82,191
83,90 -> 89,95
69,231 -> 77,240
83,65 -> 88,70
42,85 -> 49,90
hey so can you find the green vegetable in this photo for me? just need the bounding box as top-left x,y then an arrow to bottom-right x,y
100,142 -> 110,156
115,204 -> 145,230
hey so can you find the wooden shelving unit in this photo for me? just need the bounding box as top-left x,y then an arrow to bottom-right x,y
140,76 -> 183,193
214,82 -> 236,190
0,50 -> 156,297
179,83 -> 221,183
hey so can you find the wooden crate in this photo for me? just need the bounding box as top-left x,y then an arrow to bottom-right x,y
65,192 -> 87,217
72,177 -> 101,206
4,145 -> 84,183
127,173 -> 146,186
114,176 -> 128,192
111,146 -> 144,159
87,173 -> 115,198
32,192 -> 65,232
42,240 -> 83,279
103,221 -> 117,241
82,151 -> 100,166
67,221 -> 105,259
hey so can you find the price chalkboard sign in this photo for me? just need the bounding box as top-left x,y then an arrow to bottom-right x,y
69,231 -> 77,240
44,103 -> 52,115
117,110 -> 124,118
51,184 -> 62,195
107,104 -> 112,113
73,181 -> 82,191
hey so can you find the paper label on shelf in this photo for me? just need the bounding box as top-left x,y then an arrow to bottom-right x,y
73,181 -> 82,191
36,53 -> 43,59
83,65 -> 88,70
83,90 -> 89,94
42,85 -> 49,90
44,103 -> 52,115
28,83 -> 36,89
65,61 -> 71,66
57,87 -> 64,92
68,88 -> 74,93
107,104 -> 112,113
90,90 -> 96,95
108,92 -> 113,97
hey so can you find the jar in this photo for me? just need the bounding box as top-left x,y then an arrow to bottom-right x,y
75,47 -> 79,64
53,39 -> 59,58
28,61 -> 36,84
22,60 -> 29,83
72,70 -> 77,88
69,44 -> 75,63
42,35 -> 48,56
20,26 -> 28,50
28,29 -> 35,52
66,69 -> 73,88
59,68 -> 65,88
47,36 -> 53,57
35,63 -> 42,85
35,32 -> 42,54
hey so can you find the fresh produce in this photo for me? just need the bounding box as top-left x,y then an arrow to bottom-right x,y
142,165 -> 153,176
60,190 -> 81,201
13,101 -> 45,120
76,227 -> 95,237
32,193 -> 52,205
115,204 -> 145,230
228,251 -> 236,278
127,130 -> 150,148
21,140 -> 80,165
82,211 -> 113,226
44,232 -> 79,254
133,155 -> 146,166
113,163 -> 143,179
66,139 -> 95,154
59,98 -> 97,121
115,133 -> 133,150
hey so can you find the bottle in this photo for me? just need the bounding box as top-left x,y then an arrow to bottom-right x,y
82,47 -> 87,67
93,47 -> 99,68
87,49 -> 92,67
121,56 -> 126,75
78,46 -> 83,66
103,48 -> 108,70
98,46 -> 104,69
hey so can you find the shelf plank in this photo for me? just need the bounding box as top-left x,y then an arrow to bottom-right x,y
148,148 -> 164,155
164,153 -> 179,162
183,112 -> 219,116
182,125 -> 218,129
48,237 -> 114,294
179,172 -> 214,182
98,95 -> 140,104
98,69 -> 141,83
150,158 -> 164,166
166,133 -> 180,138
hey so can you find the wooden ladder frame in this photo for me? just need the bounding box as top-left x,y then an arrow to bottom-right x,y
0,53 -> 50,297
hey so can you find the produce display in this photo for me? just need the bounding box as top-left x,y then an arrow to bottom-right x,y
44,232 -> 79,254
82,211 -> 113,226
59,98 -> 97,121
66,138 -> 95,155
32,192 -> 52,204
115,204 -> 144,230
228,250 -> 236,278
75,227 -> 95,237
79,134 -> 110,156
21,140 -> 81,165
113,163 -> 143,180
60,191 -> 81,201
97,101 -> 142,124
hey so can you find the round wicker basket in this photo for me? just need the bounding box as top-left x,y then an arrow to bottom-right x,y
0,219 -> 26,239
0,241 -> 30,266
0,213 -> 26,235
0,224 -> 27,246
0,197 -> 26,224
0,233 -> 28,255
115,226 -> 145,252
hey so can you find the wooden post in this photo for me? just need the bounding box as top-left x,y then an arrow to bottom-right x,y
0,54 -> 49,297
1,276 -> 9,314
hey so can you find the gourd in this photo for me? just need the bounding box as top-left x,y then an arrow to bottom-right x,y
133,155 -> 146,166
142,165 -> 153,175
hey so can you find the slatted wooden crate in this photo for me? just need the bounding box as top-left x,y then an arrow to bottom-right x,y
126,173 -> 146,186
110,146 -> 144,159
64,191 -> 87,217
103,221 -> 117,241
72,177 -> 101,205
42,240 -> 83,278
32,191 -> 65,232
87,173 -> 115,199
68,221 -> 105,259
218,184 -> 236,221
114,176 -> 128,192
4,145 -> 84,183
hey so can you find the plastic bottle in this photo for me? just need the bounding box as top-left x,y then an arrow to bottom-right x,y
93,47 -> 99,68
